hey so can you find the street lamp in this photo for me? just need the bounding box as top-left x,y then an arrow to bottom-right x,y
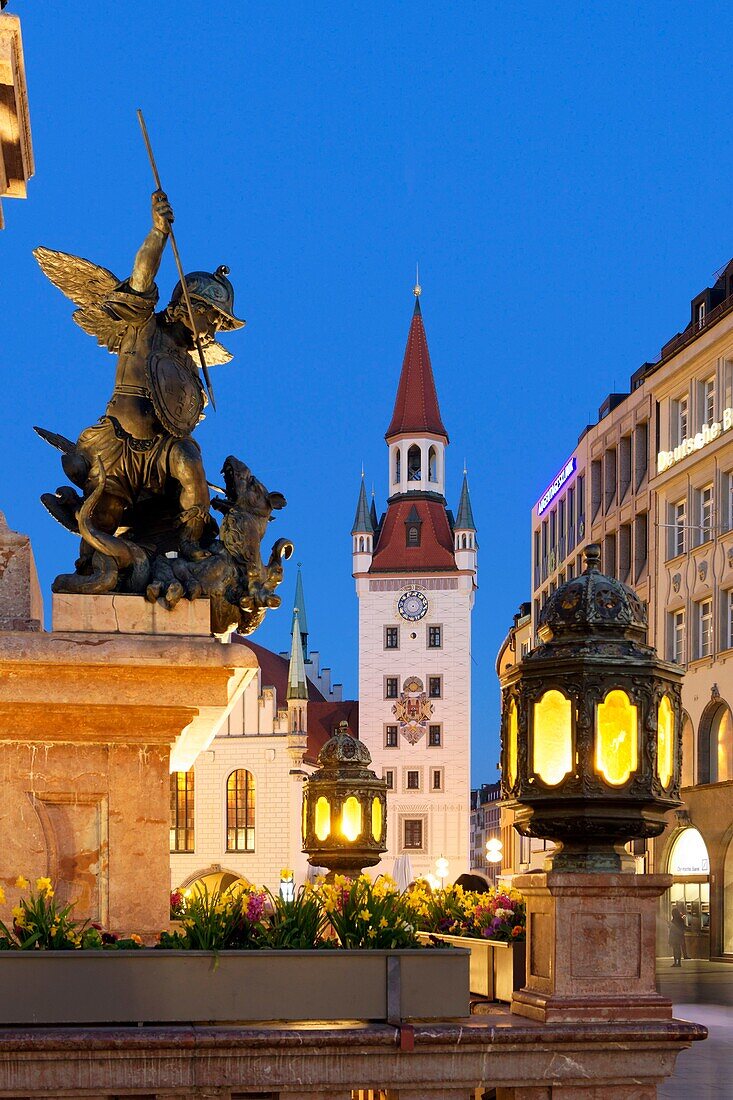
485,837 -> 503,864
500,544 -> 684,872
302,721 -> 387,879
435,856 -> 449,888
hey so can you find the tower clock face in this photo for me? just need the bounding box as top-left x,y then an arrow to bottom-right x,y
398,590 -> 429,622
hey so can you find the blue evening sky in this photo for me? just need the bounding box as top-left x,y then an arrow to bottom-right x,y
2,3 -> 732,783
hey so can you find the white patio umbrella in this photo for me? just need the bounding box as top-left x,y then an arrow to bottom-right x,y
392,854 -> 414,893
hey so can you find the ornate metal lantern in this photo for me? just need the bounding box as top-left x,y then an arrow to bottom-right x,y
500,544 -> 683,872
302,721 -> 388,877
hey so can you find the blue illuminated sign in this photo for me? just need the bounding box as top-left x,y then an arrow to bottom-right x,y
536,457 -> 577,516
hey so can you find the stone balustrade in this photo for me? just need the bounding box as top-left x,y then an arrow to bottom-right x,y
0,1007 -> 704,1099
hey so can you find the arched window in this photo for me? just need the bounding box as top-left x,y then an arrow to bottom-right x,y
681,711 -> 694,787
428,446 -> 438,482
227,769 -> 255,852
407,525 -> 420,546
359,536 -> 364,551
170,770 -> 195,853
394,449 -> 401,483
698,700 -> 733,783
462,534 -> 467,548
407,445 -> 421,481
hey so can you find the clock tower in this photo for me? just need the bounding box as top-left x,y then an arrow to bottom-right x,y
352,287 -> 476,882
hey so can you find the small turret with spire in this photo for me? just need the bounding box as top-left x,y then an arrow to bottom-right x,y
352,471 -> 374,572
286,605 -> 309,760
291,564 -> 308,660
454,466 -> 478,577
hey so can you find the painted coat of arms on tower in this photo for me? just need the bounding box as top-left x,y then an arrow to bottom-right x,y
393,676 -> 433,745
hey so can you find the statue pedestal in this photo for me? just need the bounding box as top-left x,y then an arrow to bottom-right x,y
52,592 -> 212,637
0,597 -> 257,937
511,871 -> 673,1023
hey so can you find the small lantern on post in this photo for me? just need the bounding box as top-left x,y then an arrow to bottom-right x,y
500,545 -> 685,1023
302,720 -> 387,879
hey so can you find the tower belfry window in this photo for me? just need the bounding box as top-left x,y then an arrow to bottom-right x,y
428,446 -> 438,482
407,445 -> 422,481
395,450 -> 401,484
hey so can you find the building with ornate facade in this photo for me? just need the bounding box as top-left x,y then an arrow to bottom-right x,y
169,570 -> 357,896
352,289 -> 477,882
507,256 -> 733,957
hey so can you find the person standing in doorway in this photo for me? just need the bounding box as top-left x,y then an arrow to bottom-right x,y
669,903 -> 686,967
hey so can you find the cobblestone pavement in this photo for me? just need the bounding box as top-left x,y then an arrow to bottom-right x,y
657,958 -> 733,1098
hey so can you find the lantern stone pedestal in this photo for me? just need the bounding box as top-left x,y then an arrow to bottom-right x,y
511,871 -> 673,1024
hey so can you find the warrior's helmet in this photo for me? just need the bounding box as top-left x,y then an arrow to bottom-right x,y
169,265 -> 245,331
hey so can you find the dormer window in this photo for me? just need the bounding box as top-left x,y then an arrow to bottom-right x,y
698,301 -> 706,330
407,445 -> 422,481
405,504 -> 422,547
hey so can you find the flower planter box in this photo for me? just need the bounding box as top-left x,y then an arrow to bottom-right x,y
417,933 -> 525,1001
0,948 -> 470,1026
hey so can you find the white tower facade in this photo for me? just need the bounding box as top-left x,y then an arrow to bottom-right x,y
353,292 -> 476,883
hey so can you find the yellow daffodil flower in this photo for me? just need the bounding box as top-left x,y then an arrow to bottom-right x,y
35,877 -> 53,896
0,886 -> 5,906
359,909 -> 371,921
15,876 -> 29,890
11,906 -> 26,927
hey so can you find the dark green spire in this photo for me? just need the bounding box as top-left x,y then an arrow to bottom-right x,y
351,477 -> 374,535
291,564 -> 308,658
456,472 -> 476,530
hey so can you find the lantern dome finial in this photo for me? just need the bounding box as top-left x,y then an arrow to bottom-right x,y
537,543 -> 647,645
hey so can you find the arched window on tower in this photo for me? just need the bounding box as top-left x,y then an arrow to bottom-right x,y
407,445 -> 422,481
394,449 -> 401,484
227,769 -> 255,852
428,446 -> 438,482
462,534 -> 467,549
359,536 -> 364,551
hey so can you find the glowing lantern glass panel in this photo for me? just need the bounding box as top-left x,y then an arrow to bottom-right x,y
341,796 -> 362,842
596,690 -> 638,785
533,690 -> 573,785
657,695 -> 674,788
314,796 -> 331,841
507,698 -> 518,787
302,796 -> 307,843
371,796 -> 382,842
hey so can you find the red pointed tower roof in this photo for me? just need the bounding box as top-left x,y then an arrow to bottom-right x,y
385,296 -> 449,442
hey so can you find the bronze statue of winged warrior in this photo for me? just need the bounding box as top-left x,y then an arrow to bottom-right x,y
34,191 -> 292,633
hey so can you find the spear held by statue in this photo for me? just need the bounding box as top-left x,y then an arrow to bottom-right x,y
136,108 -> 217,411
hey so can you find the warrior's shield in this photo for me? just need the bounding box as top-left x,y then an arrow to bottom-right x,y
147,351 -> 205,437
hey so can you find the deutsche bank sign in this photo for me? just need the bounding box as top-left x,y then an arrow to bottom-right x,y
537,457 -> 577,516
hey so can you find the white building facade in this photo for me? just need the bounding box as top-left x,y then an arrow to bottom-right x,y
169,575 -> 357,897
353,290 -> 477,883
